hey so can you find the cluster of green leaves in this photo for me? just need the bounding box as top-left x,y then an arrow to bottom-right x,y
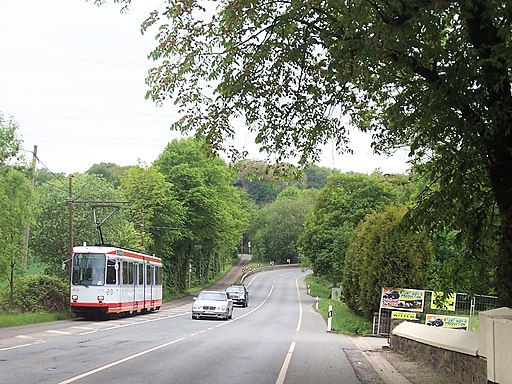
30,138 -> 252,299
0,113 -> 33,302
343,206 -> 433,318
150,138 -> 251,295
250,186 -> 318,264
0,274 -> 69,313
299,172 -> 400,285
130,0 -> 512,307
1,112 -> 255,311
304,275 -> 372,335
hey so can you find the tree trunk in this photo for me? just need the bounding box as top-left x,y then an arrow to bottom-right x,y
463,0 -> 512,308
489,160 -> 512,308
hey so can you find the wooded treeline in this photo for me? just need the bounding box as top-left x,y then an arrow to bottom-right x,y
0,112 -> 498,317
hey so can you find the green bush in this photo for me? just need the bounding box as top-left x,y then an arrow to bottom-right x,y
2,274 -> 69,313
343,206 -> 433,318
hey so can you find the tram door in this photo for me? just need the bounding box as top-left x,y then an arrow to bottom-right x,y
146,263 -> 154,308
137,263 -> 143,310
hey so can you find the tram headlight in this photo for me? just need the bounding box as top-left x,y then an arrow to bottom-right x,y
97,295 -> 104,302
72,295 -> 78,301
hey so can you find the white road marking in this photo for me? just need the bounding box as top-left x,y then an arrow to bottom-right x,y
276,342 -> 296,384
46,330 -> 72,335
57,337 -> 186,384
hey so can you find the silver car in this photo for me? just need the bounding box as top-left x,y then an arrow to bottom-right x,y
192,290 -> 234,320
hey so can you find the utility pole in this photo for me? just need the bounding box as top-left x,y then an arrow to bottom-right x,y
68,175 -> 73,259
140,213 -> 145,249
22,145 -> 37,268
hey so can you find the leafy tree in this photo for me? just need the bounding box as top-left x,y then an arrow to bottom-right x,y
343,206 -> 433,318
0,168 -> 32,302
119,164 -> 175,250
154,138 -> 250,292
251,186 -> 317,264
35,168 -> 64,186
31,173 -> 139,274
300,172 -> 399,284
121,0 -> 512,306
0,114 -> 31,303
87,162 -> 128,188
303,165 -> 333,190
119,163 -> 188,296
234,160 -> 288,206
0,113 -> 23,166
428,229 -> 495,296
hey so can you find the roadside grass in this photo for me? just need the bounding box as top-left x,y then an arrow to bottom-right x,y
0,311 -> 73,329
305,275 -> 372,336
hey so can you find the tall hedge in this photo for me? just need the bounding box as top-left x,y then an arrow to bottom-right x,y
342,206 -> 433,319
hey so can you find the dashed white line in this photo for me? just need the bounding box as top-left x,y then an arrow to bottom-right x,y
46,330 -> 72,335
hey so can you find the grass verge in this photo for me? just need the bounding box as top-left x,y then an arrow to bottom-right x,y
0,311 -> 73,329
305,275 -> 372,335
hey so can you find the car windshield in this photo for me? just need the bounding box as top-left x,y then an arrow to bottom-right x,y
227,287 -> 244,293
199,292 -> 226,301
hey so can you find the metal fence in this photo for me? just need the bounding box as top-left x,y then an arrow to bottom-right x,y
373,290 -> 497,335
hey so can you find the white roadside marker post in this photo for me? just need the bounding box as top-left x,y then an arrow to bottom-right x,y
316,296 -> 319,310
327,304 -> 333,332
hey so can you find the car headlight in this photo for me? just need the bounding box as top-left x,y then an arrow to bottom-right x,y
220,305 -> 227,310
72,295 -> 78,301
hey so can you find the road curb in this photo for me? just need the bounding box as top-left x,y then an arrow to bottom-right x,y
350,336 -> 411,384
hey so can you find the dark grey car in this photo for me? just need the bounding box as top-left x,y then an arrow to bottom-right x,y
226,285 -> 249,307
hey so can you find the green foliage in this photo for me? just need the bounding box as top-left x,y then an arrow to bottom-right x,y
305,275 -> 372,335
300,172 -> 399,284
304,274 -> 332,299
1,274 -> 68,313
0,311 -> 72,328
119,164 -> 180,251
0,113 -> 23,166
343,206 -> 433,319
31,173 -> 139,275
234,160 -> 288,206
0,168 -> 32,280
251,187 -> 317,263
0,115 -> 31,286
137,0 -> 512,306
87,162 -> 128,188
428,230 -> 495,296
303,165 -> 333,190
154,138 -> 250,294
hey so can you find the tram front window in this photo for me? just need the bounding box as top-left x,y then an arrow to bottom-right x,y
72,253 -> 106,286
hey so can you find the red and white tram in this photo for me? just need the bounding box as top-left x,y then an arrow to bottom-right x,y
70,244 -> 163,319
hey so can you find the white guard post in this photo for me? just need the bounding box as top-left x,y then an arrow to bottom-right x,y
327,304 -> 333,332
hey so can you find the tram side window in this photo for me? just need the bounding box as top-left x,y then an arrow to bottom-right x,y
122,261 -> 135,285
138,264 -> 144,285
106,259 -> 117,284
155,266 -> 162,285
146,265 -> 152,286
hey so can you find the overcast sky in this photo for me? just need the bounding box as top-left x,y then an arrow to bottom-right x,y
0,0 -> 410,176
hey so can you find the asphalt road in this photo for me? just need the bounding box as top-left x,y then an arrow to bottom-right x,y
0,267 -> 365,384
